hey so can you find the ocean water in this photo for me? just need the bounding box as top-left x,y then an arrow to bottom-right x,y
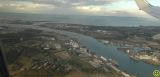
1,12 -> 160,77
0,12 -> 160,26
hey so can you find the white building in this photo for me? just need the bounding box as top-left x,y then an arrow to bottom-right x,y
69,40 -> 79,48
100,56 -> 107,61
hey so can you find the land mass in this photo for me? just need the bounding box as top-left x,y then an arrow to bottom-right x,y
38,22 -> 160,66
0,19 -> 136,77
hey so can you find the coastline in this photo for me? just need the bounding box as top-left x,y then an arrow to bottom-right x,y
100,40 -> 160,66
65,35 -> 136,77
1,19 -> 159,77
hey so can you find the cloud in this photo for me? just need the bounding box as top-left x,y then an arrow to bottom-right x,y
0,0 -> 125,7
76,6 -> 103,12
0,0 -> 118,14
0,1 -> 55,13
0,0 -> 156,18
0,4 -> 2,7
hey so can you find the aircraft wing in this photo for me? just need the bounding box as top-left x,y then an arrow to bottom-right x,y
135,0 -> 160,19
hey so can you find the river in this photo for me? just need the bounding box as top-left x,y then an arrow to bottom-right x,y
5,24 -> 160,77
54,29 -> 159,77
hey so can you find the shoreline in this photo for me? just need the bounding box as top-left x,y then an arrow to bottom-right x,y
0,19 -> 159,76
100,40 -> 160,66
42,22 -> 160,66
76,42 -> 136,77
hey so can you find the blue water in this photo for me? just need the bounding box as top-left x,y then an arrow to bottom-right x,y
0,12 -> 160,26
1,13 -> 160,77
54,30 -> 160,77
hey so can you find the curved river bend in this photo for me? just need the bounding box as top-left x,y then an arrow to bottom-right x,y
9,25 -> 160,77
54,30 -> 160,77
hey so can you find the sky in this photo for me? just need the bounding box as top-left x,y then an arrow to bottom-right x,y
0,0 -> 159,18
